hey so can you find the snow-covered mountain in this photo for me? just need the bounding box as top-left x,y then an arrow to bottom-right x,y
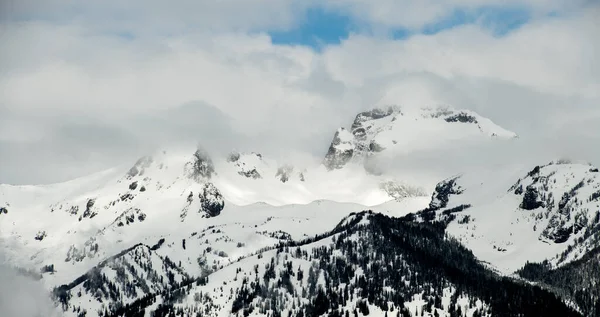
323,105 -> 517,171
1,105 -> 598,316
114,212 -> 584,317
411,160 -> 600,274
0,143 -> 430,316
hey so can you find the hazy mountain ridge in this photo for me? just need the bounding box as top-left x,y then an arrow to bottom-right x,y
323,105 -> 517,171
1,105 -> 598,316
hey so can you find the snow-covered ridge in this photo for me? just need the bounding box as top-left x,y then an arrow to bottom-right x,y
323,105 -> 517,170
413,161 -> 600,273
3,104 -> 596,316
0,145 -> 427,286
224,151 -> 305,183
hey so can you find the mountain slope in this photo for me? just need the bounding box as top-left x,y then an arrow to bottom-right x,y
323,105 -> 517,171
517,245 -> 600,316
86,212 -> 579,317
410,160 -> 600,274
3,105 -> 598,317
0,146 -> 431,316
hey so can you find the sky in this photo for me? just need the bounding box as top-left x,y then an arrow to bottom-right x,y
0,0 -> 599,184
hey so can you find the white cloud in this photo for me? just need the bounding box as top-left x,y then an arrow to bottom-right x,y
0,1 -> 598,184
322,0 -> 589,29
322,11 -> 599,98
0,252 -> 60,317
3,0 -> 585,33
0,0 -> 305,34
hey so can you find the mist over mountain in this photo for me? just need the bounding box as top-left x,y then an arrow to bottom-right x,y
1,1 -> 599,316
1,103 -> 599,316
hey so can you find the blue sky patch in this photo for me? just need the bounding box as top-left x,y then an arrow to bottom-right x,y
479,6 -> 532,36
422,5 -> 531,36
269,7 -> 355,49
270,5 -> 534,49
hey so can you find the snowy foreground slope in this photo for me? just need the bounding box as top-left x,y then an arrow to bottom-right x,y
0,105 -> 597,316
55,212 -> 579,317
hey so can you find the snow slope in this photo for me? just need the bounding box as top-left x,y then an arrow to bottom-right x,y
323,105 -> 517,171
0,145 -> 431,316
415,160 -> 600,274
2,105 -> 596,316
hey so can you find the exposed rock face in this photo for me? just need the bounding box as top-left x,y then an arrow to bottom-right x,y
351,107 -> 397,130
520,186 -> 544,210
127,156 -> 153,178
324,106 -> 403,170
429,176 -> 464,210
0,207 -> 7,215
199,183 -> 224,217
129,181 -> 138,190
238,168 -> 261,179
275,165 -> 294,183
187,148 -> 215,181
228,152 -> 270,180
444,112 -> 478,123
81,198 -> 97,219
323,128 -> 355,170
35,230 -> 47,241
379,181 -> 427,201
509,162 -> 600,245
322,105 -> 517,170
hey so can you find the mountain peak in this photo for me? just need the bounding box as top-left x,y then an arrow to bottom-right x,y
324,104 -> 517,170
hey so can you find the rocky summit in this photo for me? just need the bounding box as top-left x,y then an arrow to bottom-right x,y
0,105 -> 597,317
323,105 -> 517,170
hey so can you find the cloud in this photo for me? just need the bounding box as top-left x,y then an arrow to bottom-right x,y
2,0 -> 586,33
0,1 -> 598,184
323,0 -> 591,29
322,11 -> 599,98
0,252 -> 60,317
0,0 -> 306,35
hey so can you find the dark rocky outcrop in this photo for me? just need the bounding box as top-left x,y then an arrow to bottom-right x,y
429,176 -> 464,210
199,183 -> 224,217
444,112 -> 478,124
35,231 -> 47,241
520,186 -> 544,210
238,168 -> 261,179
82,198 -> 97,219
129,181 -> 138,190
187,148 -> 215,180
